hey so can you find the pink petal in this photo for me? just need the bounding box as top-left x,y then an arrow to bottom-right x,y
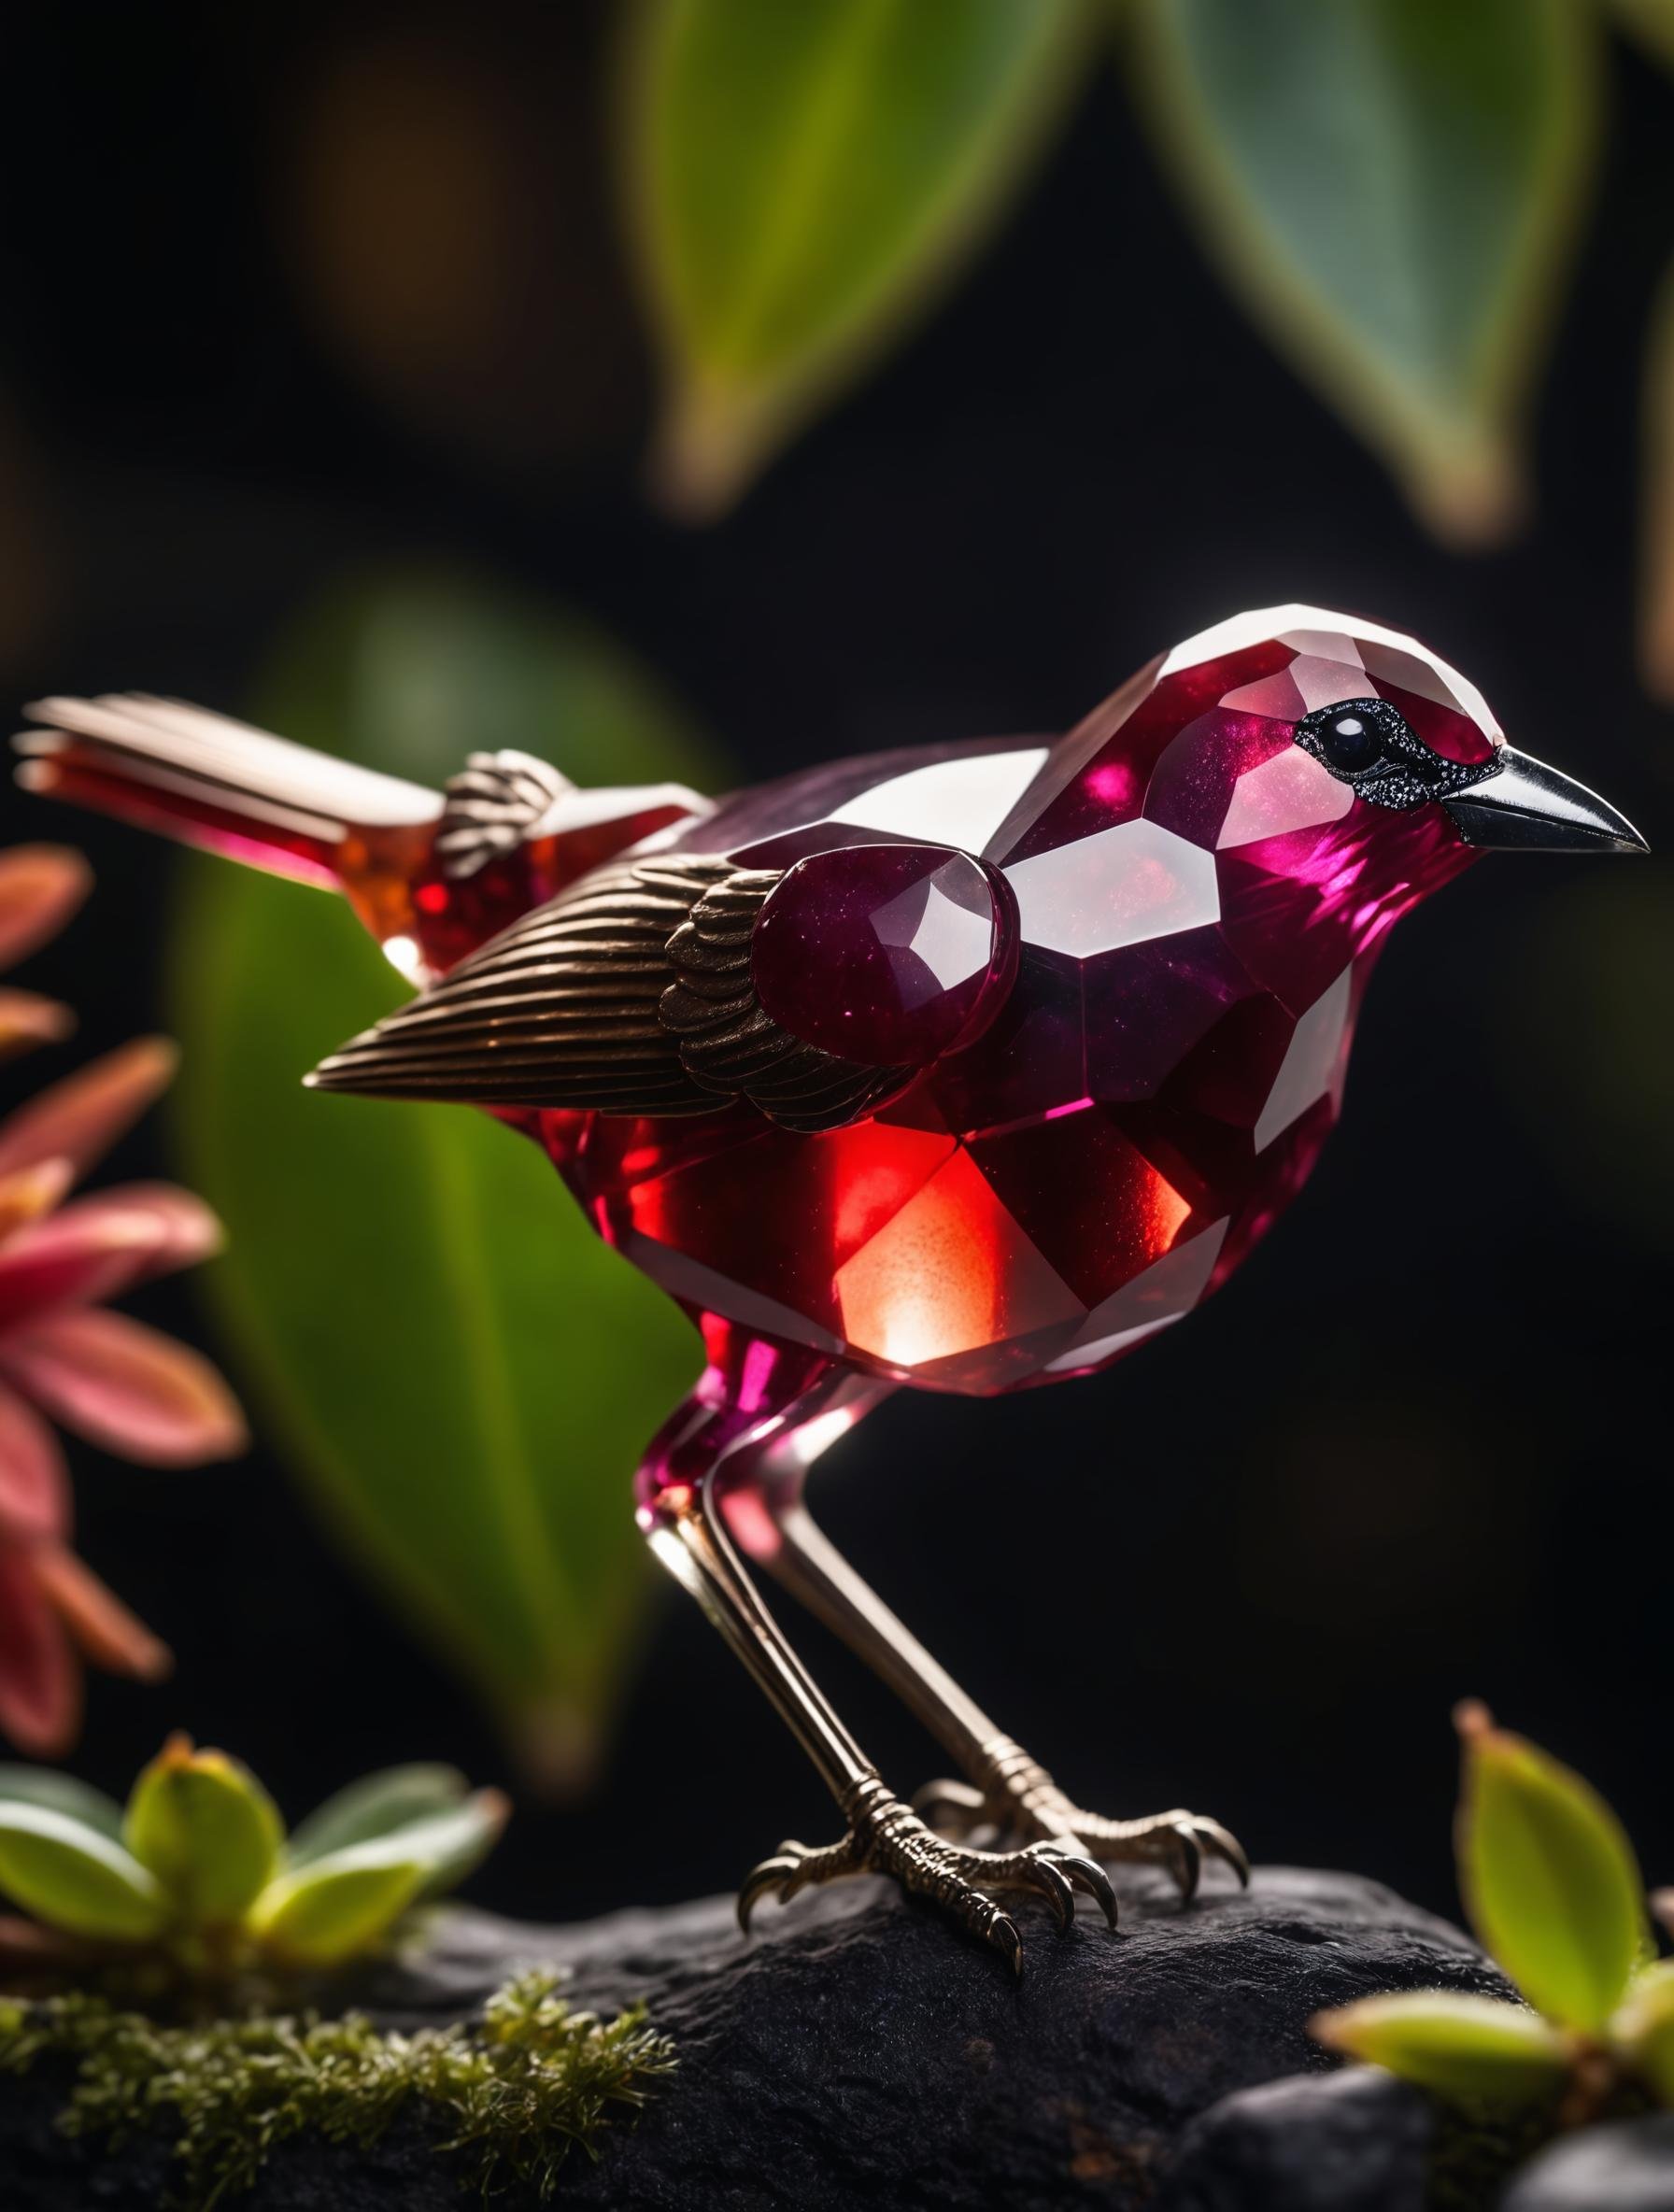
0,1035 -> 177,1184
0,1201 -> 176,1333
0,988 -> 77,1059
31,1542 -> 171,1679
0,845 -> 92,972
0,1156 -> 74,1247
0,1380 -> 70,1541
0,1307 -> 248,1466
0,1544 -> 80,1756
0,1184 -> 220,1333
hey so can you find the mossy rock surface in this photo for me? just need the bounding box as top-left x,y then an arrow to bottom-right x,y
0,1865 -> 1512,2209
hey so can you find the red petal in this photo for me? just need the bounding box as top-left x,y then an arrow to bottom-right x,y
0,1036 -> 177,1184
31,1542 -> 171,1679
0,1544 -> 80,1756
0,989 -> 77,1060
0,845 -> 92,972
0,1380 -> 70,1541
0,1307 -> 248,1466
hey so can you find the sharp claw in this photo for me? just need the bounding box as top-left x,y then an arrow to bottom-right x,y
1023,1854 -> 1077,1934
1168,1822 -> 1203,1902
1051,1852 -> 1119,1932
737,1851 -> 802,1933
1196,1820 -> 1252,1887
987,1912 -> 1024,1979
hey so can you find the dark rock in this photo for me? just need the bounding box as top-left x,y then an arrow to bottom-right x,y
1160,2067 -> 1437,2212
1502,2116 -> 1674,2212
0,1865 -> 1511,2210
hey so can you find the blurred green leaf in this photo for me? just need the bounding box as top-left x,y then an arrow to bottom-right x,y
168,573 -> 716,1790
1312,1990 -> 1569,2105
286,1764 -> 470,1866
0,1802 -> 167,1942
624,0 -> 1091,515
1456,1705 -> 1646,2032
251,1798 -> 504,1964
0,1765 -> 124,1841
1609,0 -> 1674,72
123,1738 -> 282,1923
1128,0 -> 1598,543
250,1848 -> 427,1967
1614,1960 -> 1674,2105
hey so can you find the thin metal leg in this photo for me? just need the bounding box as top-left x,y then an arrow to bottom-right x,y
642,1468 -> 875,1807
730,1478 -> 1249,1896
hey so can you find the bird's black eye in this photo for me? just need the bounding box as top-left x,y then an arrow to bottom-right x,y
1295,695 -> 1425,800
1315,709 -> 1384,774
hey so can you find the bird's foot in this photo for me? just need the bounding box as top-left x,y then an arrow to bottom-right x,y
913,1743 -> 1249,1903
736,1772 -> 1117,1976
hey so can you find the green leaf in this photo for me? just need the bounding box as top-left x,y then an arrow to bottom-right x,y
1312,1991 -> 1569,2105
286,1765 -> 471,1866
250,1800 -> 504,1964
624,0 -> 1092,515
0,1765 -> 124,1841
167,572 -> 714,1790
0,1803 -> 167,1942
1613,1960 -> 1674,2106
1609,0 -> 1674,74
1455,1704 -> 1647,2031
122,1737 -> 282,1923
1128,0 -> 1599,543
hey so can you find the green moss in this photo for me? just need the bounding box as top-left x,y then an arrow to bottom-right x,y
0,1970 -> 674,2207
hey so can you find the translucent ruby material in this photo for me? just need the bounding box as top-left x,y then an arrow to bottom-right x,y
546,615 -> 1491,1397
751,844 -> 1013,1065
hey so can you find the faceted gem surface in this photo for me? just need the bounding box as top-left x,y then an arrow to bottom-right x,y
546,611 -> 1491,1396
751,844 -> 1013,1066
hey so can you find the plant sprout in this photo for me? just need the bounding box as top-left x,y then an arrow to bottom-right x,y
0,1737 -> 507,1980
1312,1703 -> 1674,2121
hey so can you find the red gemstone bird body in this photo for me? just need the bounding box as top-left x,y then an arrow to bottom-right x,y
15,607 -> 1646,1970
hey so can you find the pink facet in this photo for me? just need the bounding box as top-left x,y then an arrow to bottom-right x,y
548,619 -> 1489,1397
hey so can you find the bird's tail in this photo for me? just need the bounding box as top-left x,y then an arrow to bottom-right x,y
12,694 -> 441,888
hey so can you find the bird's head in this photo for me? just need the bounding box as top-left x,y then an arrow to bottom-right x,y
992,606 -> 1645,1004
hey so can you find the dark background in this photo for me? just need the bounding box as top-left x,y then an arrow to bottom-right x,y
2,3 -> 1667,1928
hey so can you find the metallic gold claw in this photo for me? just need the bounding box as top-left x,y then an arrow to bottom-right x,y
736,1775 -> 1116,1974
916,1745 -> 1250,1903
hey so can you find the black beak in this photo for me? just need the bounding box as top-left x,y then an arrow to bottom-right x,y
1443,746 -> 1648,855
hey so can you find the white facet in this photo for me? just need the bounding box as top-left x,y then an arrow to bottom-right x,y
1004,819 -> 1220,957
1254,965 -> 1354,1152
828,747 -> 1048,849
1044,1220 -> 1228,1372
1216,746 -> 1354,849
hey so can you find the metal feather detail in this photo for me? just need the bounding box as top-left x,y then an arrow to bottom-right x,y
434,749 -> 574,880
309,854 -> 911,1132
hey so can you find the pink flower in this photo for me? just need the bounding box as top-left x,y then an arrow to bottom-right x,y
0,845 -> 247,1756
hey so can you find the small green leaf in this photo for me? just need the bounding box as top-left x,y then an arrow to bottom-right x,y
249,1796 -> 503,1965
122,1737 -> 282,1923
168,572 -> 716,1789
249,1850 -> 428,1967
1455,1703 -> 1647,2031
286,1765 -> 470,1866
0,1803 -> 166,1942
1612,1960 -> 1674,2106
1128,0 -> 1599,543
1312,1991 -> 1569,2105
624,0 -> 1092,515
0,1766 -> 124,1841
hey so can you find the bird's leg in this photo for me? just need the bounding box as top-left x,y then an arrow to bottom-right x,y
637,1338 -> 1116,1972
727,1461 -> 1247,1902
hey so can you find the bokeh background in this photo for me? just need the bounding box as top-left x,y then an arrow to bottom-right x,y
2,0 -> 1669,1927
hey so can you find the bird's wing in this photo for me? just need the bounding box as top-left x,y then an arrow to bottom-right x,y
308,854 -> 912,1132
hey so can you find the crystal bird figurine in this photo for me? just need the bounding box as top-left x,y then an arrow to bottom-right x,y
15,607 -> 1647,1972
